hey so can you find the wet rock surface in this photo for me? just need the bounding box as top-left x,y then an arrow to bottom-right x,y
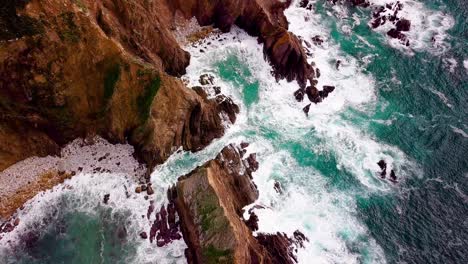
172,144 -> 307,263
328,0 -> 412,46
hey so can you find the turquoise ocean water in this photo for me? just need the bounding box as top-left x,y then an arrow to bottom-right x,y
1,0 -> 466,263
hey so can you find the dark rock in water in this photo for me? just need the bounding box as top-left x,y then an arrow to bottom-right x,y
0,223 -> 14,233
103,194 -> 110,204
147,201 -> 155,219
245,211 -> 259,231
140,232 -> 148,239
316,68 -> 321,78
396,19 -> 411,31
263,31 -> 315,88
167,202 -> 177,228
294,89 -> 305,102
305,86 -> 321,104
321,85 -> 335,98
149,202 -> 182,247
199,74 -> 214,85
240,142 -> 250,149
371,17 -> 382,29
213,86 -> 221,95
377,160 -> 387,170
247,153 -> 259,172
311,35 -> 324,46
373,6 -> 386,18
299,0 -> 310,8
216,94 -> 240,124
256,232 -> 298,264
380,168 -> 387,178
303,103 -> 311,116
135,186 -> 142,193
387,28 -> 407,42
147,186 -> 154,195
336,60 -> 342,70
274,181 -> 283,194
350,0 -> 370,7
390,170 -> 397,182
141,184 -> 147,192
293,230 -> 309,248
377,160 -> 387,178
396,1 -> 404,11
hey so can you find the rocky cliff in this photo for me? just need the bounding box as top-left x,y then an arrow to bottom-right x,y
1,0 -> 311,260
0,0 -> 312,172
171,144 -> 306,263
0,0 -> 231,172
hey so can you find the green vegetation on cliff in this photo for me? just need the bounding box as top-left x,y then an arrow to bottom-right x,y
104,63 -> 121,102
137,76 -> 161,121
202,245 -> 233,264
58,12 -> 81,43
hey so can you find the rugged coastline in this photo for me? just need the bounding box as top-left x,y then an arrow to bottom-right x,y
0,0 -> 312,263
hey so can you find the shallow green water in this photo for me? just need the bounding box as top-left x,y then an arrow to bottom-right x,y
322,0 -> 468,262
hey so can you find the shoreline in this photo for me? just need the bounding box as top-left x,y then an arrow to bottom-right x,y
0,137 -> 146,224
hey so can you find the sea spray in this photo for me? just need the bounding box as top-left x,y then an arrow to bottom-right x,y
0,138 -> 187,264
180,19 -> 412,261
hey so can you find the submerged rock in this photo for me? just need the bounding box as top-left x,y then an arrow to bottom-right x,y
303,104 -> 312,116
311,35 -> 324,46
199,74 -> 214,85
103,194 -> 110,204
396,19 -> 411,32
294,89 -> 305,102
377,160 -> 387,170
274,181 -> 283,194
390,170 -> 398,182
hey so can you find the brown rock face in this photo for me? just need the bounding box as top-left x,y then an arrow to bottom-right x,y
172,144 -> 262,263
172,144 -> 305,264
0,0 -> 238,172
0,170 -> 71,219
0,0 -> 311,172
170,0 -> 313,88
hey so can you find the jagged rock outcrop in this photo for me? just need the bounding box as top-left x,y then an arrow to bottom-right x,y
170,144 -> 262,263
169,0 -> 314,88
171,144 -> 305,263
0,0 -> 238,172
0,0 -> 312,172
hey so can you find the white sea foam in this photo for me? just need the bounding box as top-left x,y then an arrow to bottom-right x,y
443,57 -> 458,73
0,1 -> 427,263
325,0 -> 455,54
0,138 -> 187,264
372,0 -> 454,54
450,125 -> 468,138
177,1 -> 418,259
